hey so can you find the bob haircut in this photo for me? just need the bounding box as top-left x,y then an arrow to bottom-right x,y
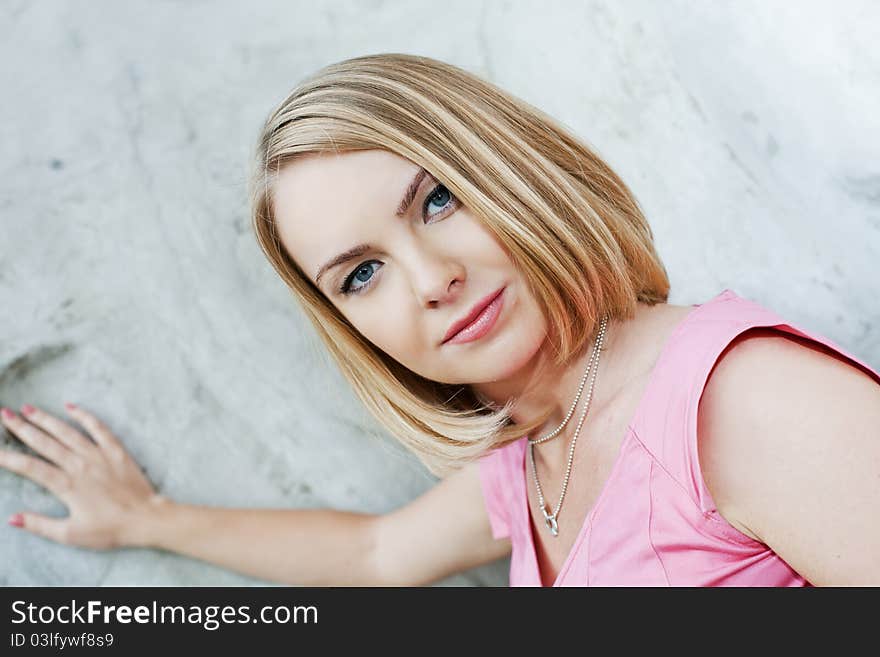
249,53 -> 670,477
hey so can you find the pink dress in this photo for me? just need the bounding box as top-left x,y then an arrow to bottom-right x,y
478,288 -> 880,586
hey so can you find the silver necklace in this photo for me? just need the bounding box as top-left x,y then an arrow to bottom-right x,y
528,316 -> 607,537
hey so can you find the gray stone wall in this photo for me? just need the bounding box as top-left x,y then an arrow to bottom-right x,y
1,1 -> 877,585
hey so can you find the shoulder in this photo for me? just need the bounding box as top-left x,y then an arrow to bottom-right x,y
697,326 -> 880,584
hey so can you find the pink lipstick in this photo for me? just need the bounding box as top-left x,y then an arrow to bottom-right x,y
442,287 -> 506,346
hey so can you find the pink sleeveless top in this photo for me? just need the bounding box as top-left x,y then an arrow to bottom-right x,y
478,288 -> 880,586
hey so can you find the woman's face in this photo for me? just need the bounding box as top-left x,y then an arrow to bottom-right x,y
272,149 -> 548,386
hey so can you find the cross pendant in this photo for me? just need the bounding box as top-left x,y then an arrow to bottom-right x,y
541,506 -> 559,537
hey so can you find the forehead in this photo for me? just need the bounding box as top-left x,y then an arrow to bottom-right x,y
272,149 -> 416,281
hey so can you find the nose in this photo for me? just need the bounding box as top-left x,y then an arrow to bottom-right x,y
425,275 -> 463,309
406,250 -> 465,309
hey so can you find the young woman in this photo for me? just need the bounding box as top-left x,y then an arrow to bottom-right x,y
2,54 -> 878,586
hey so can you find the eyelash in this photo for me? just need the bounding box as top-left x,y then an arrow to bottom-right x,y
338,183 -> 458,296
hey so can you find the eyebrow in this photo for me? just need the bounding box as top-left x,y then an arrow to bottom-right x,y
313,166 -> 428,289
395,167 -> 427,218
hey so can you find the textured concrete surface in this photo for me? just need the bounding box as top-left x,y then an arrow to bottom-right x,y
1,1 -> 877,586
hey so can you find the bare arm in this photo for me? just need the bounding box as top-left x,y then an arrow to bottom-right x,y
133,458 -> 512,587
0,403 -> 510,586
698,328 -> 880,585
128,500 -> 380,586
371,459 -> 512,586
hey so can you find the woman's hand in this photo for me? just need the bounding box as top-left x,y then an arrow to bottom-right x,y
0,402 -> 163,550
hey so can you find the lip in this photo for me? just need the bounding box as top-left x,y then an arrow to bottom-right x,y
441,286 -> 506,345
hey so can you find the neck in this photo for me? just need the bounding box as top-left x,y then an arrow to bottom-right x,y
472,303 -> 652,449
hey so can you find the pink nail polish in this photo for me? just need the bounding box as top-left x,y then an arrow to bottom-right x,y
64,402 -> 77,411
1,408 -> 14,420
21,404 -> 35,415
8,514 -> 24,527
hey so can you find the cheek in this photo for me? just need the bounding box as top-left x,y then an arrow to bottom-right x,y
452,210 -> 512,260
349,307 -> 425,364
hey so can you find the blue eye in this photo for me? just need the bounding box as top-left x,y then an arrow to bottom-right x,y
423,184 -> 456,221
339,260 -> 382,295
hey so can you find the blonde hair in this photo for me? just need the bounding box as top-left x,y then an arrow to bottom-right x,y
249,53 -> 669,477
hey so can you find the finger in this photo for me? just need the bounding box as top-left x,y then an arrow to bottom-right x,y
0,449 -> 71,499
8,511 -> 69,544
20,404 -> 97,455
1,408 -> 73,469
63,403 -> 127,455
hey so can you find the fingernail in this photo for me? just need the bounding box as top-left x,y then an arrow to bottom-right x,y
64,402 -> 77,411
8,514 -> 24,528
21,404 -> 35,415
1,408 -> 15,420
